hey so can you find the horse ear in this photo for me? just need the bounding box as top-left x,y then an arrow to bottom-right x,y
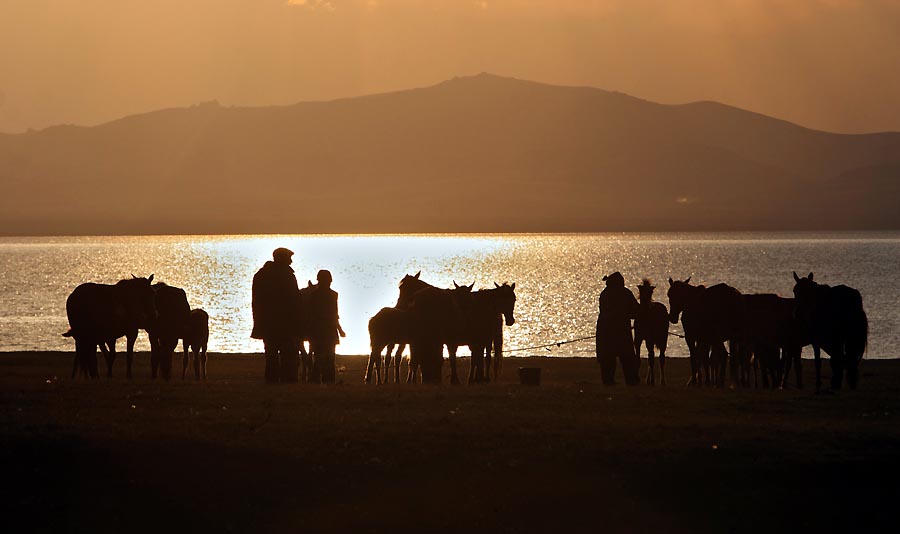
415,271 -> 421,279
453,281 -> 459,289
307,281 -> 314,288
684,276 -> 691,283
132,273 -> 137,279
495,282 -> 500,288
808,272 -> 814,281
668,277 -> 674,286
468,282 -> 475,290
511,282 -> 515,290
793,271 -> 800,283
148,274 -> 154,283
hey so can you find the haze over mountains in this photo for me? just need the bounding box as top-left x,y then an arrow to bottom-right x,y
2,73 -> 899,235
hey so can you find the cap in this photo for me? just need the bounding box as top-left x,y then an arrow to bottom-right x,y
273,247 -> 294,262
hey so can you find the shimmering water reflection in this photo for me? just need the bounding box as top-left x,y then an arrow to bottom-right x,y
1,233 -> 898,359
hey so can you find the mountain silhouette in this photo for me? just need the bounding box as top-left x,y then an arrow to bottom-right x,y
2,73 -> 898,234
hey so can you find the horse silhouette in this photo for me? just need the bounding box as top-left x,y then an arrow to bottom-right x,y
634,279 -> 668,386
182,308 -> 210,380
463,282 -> 517,385
149,282 -> 192,381
792,272 -> 868,391
667,277 -> 745,387
741,294 -> 802,388
63,275 -> 157,379
408,281 -> 474,384
366,272 -> 430,384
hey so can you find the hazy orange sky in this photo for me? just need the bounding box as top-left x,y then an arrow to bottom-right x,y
1,0 -> 898,134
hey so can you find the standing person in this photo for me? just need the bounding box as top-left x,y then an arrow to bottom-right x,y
251,247 -> 302,383
308,269 -> 346,384
595,271 -> 640,386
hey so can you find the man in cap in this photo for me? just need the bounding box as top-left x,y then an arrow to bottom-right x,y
251,247 -> 302,383
307,269 -> 346,384
595,271 -> 640,386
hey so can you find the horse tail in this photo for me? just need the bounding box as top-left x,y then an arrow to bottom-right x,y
848,307 -> 869,362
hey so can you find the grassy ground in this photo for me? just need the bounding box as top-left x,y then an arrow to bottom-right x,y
2,352 -> 899,533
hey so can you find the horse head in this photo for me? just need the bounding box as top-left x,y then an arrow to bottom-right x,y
397,272 -> 429,308
791,271 -> 818,323
666,276 -> 693,325
637,278 -> 655,304
117,274 -> 157,329
494,282 -> 517,326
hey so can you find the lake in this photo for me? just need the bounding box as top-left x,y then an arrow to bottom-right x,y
1,233 -> 898,359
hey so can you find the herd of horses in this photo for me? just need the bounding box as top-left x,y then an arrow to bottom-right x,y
61,270 -> 867,392
63,276 -> 209,381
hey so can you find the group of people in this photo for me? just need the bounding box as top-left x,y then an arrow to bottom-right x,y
251,247 -> 345,384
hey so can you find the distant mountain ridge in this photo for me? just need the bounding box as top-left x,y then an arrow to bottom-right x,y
2,73 -> 898,234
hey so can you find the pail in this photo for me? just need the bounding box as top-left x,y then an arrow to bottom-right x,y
518,367 -> 541,386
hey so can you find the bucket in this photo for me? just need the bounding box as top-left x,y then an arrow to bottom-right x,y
518,367 -> 541,386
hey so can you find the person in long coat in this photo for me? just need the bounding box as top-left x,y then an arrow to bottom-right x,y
595,271 -> 640,386
251,247 -> 302,383
307,269 -> 345,384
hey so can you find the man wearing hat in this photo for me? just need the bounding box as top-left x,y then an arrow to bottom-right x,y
251,247 -> 302,383
595,271 -> 640,386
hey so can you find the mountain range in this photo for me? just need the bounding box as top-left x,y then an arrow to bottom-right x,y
2,73 -> 898,234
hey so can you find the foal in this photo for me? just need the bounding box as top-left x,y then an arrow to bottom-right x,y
634,279 -> 669,385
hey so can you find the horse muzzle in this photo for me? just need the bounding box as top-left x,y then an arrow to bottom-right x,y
505,315 -> 516,327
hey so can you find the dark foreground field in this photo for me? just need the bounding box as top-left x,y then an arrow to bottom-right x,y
2,352 -> 899,534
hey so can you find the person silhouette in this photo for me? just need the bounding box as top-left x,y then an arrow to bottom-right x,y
595,271 -> 640,386
251,247 -> 302,383
308,269 -> 346,384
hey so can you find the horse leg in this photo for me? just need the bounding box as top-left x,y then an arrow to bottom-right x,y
711,343 -> 727,388
685,336 -> 698,386
126,333 -> 137,380
485,344 -> 493,384
813,344 -> 822,392
492,334 -> 503,381
645,340 -> 655,386
182,339 -> 190,380
658,343 -> 667,386
448,345 -> 460,385
365,344 -> 381,384
392,344 -> 404,385
200,345 -> 208,380
830,347 -> 845,391
100,341 -> 114,379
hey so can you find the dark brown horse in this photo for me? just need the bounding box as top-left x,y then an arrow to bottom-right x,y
462,282 -> 517,385
667,277 -> 744,387
182,308 -> 210,380
792,272 -> 868,391
366,272 -> 432,384
741,294 -> 800,389
63,275 -> 157,379
634,279 -> 669,386
408,281 -> 474,384
148,282 -> 191,381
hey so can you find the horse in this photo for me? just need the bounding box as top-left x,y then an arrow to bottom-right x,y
634,279 -> 669,386
463,283 -> 517,385
63,275 -> 157,379
182,308 -> 210,380
407,281 -> 474,384
149,282 -> 192,381
366,272 -> 431,384
792,272 -> 868,391
667,277 -> 745,387
742,294 -> 794,389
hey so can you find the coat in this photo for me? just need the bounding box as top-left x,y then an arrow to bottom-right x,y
307,285 -> 341,345
596,285 -> 638,358
251,261 -> 301,340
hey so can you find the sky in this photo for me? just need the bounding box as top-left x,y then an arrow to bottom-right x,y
1,0 -> 899,134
